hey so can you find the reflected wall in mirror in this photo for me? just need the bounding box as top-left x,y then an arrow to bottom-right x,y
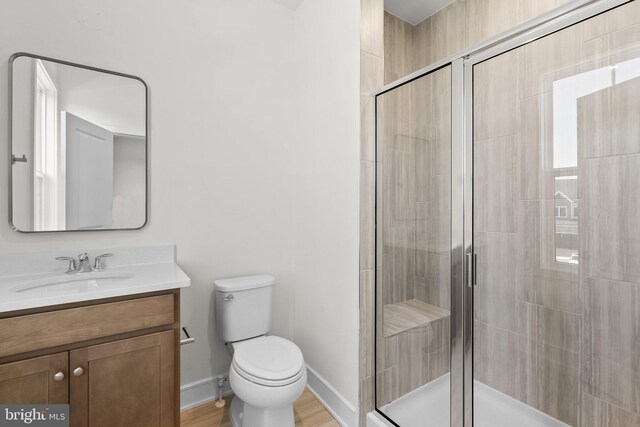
10,54 -> 147,232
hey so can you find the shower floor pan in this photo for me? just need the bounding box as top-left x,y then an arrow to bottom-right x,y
373,373 -> 570,427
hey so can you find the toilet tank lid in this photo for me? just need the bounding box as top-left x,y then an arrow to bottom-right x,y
214,274 -> 275,292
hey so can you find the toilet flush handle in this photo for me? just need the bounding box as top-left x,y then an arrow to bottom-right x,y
223,294 -> 234,302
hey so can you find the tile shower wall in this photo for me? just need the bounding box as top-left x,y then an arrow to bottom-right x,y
370,0 -> 576,414
375,66 -> 452,407
384,0 -> 575,83
363,0 -> 640,425
359,0 -> 384,424
472,1 -> 640,426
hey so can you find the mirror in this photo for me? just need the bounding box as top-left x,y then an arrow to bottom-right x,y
10,54 -> 147,232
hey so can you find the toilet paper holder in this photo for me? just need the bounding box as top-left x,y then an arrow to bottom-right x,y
180,327 -> 195,345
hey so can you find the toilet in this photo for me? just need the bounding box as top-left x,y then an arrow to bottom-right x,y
214,275 -> 307,427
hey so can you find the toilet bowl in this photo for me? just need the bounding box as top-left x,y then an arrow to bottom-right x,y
228,336 -> 306,427
213,275 -> 307,427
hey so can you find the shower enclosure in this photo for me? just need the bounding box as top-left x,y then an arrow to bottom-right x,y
373,1 -> 640,426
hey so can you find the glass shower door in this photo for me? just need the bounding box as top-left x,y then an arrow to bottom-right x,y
472,2 -> 640,426
375,66 -> 452,426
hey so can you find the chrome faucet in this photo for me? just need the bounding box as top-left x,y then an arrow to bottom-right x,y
93,253 -> 113,271
77,253 -> 93,273
56,253 -> 114,274
56,256 -> 78,274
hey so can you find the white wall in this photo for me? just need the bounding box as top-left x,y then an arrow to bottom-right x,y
1,0 -> 297,387
1,0 -> 361,411
292,0 -> 361,407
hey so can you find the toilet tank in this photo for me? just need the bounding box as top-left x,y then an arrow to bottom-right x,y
214,274 -> 274,343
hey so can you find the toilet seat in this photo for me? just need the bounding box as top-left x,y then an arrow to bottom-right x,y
232,336 -> 305,387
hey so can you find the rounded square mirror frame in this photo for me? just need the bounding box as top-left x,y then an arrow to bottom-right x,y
9,53 -> 148,233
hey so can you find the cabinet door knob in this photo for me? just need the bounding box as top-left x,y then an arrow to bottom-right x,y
53,372 -> 65,381
73,367 -> 84,376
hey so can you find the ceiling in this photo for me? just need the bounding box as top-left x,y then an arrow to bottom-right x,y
384,0 -> 453,25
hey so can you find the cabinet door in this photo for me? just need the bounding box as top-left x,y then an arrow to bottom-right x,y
70,331 -> 174,427
0,352 -> 68,403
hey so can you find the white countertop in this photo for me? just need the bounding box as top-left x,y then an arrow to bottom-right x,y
0,258 -> 190,313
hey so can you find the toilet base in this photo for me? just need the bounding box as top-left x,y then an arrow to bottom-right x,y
229,395 -> 295,427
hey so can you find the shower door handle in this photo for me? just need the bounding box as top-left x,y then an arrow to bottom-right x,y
466,253 -> 477,288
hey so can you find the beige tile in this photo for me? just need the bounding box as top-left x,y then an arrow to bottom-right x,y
360,161 -> 375,270
474,135 -> 519,233
518,96 -> 546,201
583,155 -> 640,283
360,269 -> 375,378
359,376 -> 374,426
579,76 -> 640,159
383,299 -> 450,337
361,51 -> 384,96
474,232 -> 520,332
536,337 -> 580,425
360,52 -> 384,163
518,22 -> 583,98
431,0 -> 467,63
466,0 -> 518,47
474,49 -> 519,140
384,149 -> 416,226
474,321 -> 537,403
608,23 -> 640,65
414,249 -> 450,309
382,227 -> 415,304
582,0 -> 640,42
376,366 -> 399,406
583,277 -> 640,415
432,67 -> 452,176
428,173 -> 451,253
361,95 -> 376,162
384,11 -> 414,84
582,393 -> 640,427
517,0 -> 569,23
412,16 -> 433,71
360,0 -> 384,58
517,200 -> 581,314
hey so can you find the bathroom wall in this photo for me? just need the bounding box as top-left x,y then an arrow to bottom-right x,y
1,0 -> 361,410
292,0 -> 361,409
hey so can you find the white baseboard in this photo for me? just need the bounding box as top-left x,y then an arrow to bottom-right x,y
180,374 -> 233,411
305,365 -> 358,427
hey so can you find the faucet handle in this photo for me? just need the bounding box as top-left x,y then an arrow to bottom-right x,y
93,253 -> 113,271
56,257 -> 78,274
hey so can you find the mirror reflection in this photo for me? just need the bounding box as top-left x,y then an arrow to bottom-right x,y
11,55 -> 147,232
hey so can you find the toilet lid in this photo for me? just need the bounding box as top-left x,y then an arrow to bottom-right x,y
232,336 -> 304,386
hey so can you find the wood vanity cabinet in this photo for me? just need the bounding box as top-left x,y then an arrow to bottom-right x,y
0,290 -> 180,427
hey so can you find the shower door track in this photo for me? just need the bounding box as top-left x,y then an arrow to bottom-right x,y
371,1 -> 634,426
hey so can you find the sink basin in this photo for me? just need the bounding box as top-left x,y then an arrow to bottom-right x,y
12,271 -> 134,294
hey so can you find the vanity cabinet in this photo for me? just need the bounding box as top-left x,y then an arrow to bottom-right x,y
0,352 -> 68,404
70,331 -> 174,427
0,290 -> 180,427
